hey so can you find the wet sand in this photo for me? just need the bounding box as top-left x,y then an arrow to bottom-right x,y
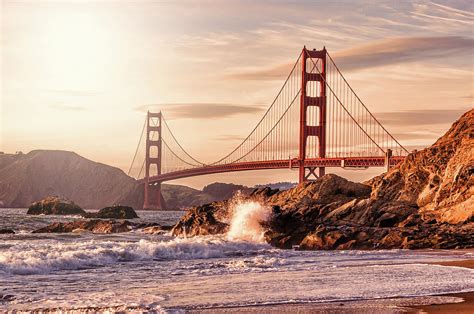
411,259 -> 474,313
192,259 -> 474,314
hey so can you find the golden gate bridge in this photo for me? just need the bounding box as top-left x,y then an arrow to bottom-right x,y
128,47 -> 408,210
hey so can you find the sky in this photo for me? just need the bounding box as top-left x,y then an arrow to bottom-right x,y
1,0 -> 473,188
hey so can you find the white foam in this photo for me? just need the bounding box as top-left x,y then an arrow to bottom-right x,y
226,198 -> 271,242
0,236 -> 272,275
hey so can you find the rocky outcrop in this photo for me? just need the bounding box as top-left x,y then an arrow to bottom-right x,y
27,196 -> 86,216
367,109 -> 474,224
83,206 -> 139,219
142,225 -> 173,234
171,109 -> 474,250
171,202 -> 230,237
33,219 -> 134,233
0,294 -> 15,302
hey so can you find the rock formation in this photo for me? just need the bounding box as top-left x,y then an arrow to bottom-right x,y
32,220 -> 134,233
172,109 -> 474,250
83,205 -> 139,219
27,196 -> 86,216
32,220 -> 173,234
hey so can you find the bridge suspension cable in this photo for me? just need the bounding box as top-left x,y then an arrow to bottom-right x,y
209,50 -> 306,166
304,51 -> 408,158
127,117 -> 147,177
128,47 -> 408,181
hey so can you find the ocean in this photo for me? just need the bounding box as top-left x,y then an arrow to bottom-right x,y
0,207 -> 473,312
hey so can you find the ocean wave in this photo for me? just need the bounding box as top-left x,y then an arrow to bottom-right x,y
0,236 -> 274,275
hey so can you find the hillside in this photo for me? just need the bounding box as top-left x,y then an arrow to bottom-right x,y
0,150 -> 216,209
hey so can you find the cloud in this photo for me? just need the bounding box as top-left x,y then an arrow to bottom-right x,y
226,63 -> 293,81
391,131 -> 441,141
332,36 -> 474,71
50,104 -> 85,111
374,108 -> 469,127
226,36 -> 474,80
135,103 -> 266,119
214,135 -> 246,141
43,89 -> 100,97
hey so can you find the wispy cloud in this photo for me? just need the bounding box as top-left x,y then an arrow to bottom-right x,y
391,131 -> 441,141
50,104 -> 86,111
374,108 -> 469,126
135,103 -> 265,119
333,36 -> 474,71
43,89 -> 100,97
225,63 -> 293,81
226,36 -> 474,80
214,134 -> 246,141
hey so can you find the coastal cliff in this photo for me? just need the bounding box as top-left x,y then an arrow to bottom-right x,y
172,109 -> 474,249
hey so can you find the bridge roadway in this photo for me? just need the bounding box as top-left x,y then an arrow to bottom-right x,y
139,156 -> 405,183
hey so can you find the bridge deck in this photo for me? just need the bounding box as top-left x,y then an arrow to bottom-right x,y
140,156 -> 405,183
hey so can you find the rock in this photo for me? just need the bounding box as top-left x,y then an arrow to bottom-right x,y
84,205 -> 139,219
299,226 -> 349,250
0,229 -> 14,234
376,213 -> 399,228
27,196 -> 85,216
171,202 -> 229,237
266,175 -> 371,211
32,219 -> 133,233
0,294 -> 15,302
379,231 -> 404,248
369,109 -> 474,224
142,225 -> 170,234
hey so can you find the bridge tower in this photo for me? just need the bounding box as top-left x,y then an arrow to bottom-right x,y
143,111 -> 166,210
299,47 -> 327,183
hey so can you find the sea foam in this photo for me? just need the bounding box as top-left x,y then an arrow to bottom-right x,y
226,197 -> 272,242
0,236 -> 272,275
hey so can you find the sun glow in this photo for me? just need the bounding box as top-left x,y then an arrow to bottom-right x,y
28,8 -> 121,92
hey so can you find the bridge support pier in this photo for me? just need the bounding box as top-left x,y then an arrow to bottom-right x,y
143,111 -> 166,210
144,182 -> 166,210
384,149 -> 393,172
299,46 -> 327,183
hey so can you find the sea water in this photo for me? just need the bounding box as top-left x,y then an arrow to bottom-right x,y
0,202 -> 473,312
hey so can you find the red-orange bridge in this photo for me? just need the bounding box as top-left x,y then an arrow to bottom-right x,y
129,47 -> 408,210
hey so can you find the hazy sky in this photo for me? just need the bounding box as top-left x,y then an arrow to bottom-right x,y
1,0 -> 473,188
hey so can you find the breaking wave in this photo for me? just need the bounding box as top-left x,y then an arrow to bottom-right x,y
226,196 -> 272,242
0,236 -> 273,275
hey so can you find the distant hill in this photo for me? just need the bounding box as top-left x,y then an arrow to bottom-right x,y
254,182 -> 296,190
0,150 -> 272,209
0,150 -> 217,209
202,182 -> 252,201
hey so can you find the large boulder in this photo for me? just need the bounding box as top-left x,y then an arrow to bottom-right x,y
84,205 -> 139,219
27,196 -> 86,216
32,219 -> 133,233
171,202 -> 229,237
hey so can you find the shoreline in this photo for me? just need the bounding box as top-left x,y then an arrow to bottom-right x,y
410,259 -> 474,313
190,259 -> 474,313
